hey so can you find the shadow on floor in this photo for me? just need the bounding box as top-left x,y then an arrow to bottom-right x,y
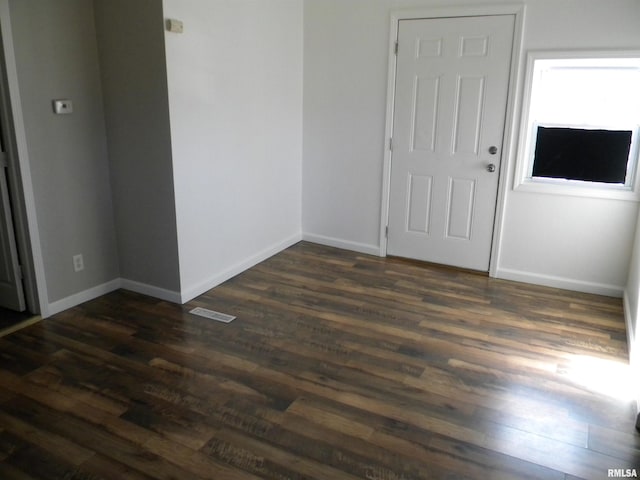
0,307 -> 40,337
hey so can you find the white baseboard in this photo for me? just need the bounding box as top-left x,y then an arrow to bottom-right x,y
623,290 -> 640,416
495,267 -> 624,298
43,234 -> 303,317
46,278 -> 182,318
120,278 -> 181,304
623,290 -> 635,353
46,278 -> 121,317
302,233 -> 381,256
179,232 -> 303,303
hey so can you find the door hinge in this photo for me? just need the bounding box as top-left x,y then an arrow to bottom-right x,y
394,42 -> 398,55
385,226 -> 389,237
389,138 -> 393,151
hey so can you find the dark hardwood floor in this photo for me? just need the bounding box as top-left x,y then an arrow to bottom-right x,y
0,307 -> 33,331
0,241 -> 638,479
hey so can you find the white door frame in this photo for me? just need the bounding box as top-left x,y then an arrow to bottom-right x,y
0,0 -> 50,316
379,4 -> 526,277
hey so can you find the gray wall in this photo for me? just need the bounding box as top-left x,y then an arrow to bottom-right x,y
9,0 -> 119,303
94,0 -> 180,293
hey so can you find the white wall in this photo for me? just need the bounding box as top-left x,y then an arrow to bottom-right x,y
625,212 -> 640,414
163,0 -> 303,301
303,0 -> 390,255
496,0 -> 640,296
302,0 -> 640,295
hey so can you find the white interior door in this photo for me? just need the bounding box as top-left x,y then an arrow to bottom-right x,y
0,148 -> 25,311
387,15 -> 514,271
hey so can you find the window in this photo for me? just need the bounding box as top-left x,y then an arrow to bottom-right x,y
515,51 -> 640,200
532,126 -> 633,183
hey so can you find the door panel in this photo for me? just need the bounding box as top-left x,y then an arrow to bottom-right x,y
407,174 -> 433,234
446,177 -> 475,240
0,152 -> 25,311
453,76 -> 484,155
387,15 -> 514,271
411,76 -> 439,152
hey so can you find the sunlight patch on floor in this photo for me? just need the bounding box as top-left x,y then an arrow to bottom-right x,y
562,355 -> 635,402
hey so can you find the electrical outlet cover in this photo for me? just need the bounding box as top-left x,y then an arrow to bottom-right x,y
73,254 -> 84,272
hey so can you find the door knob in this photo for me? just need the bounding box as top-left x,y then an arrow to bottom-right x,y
488,146 -> 498,155
487,163 -> 496,173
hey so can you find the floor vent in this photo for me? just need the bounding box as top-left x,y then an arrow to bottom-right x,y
189,307 -> 236,323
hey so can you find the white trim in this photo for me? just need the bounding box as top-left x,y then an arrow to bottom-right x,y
179,233 -> 302,303
47,278 -> 121,317
303,233 -> 380,257
379,4 -> 527,274
623,290 -> 634,352
496,267 -> 624,298
623,290 -> 640,416
120,278 -> 181,304
390,3 -> 526,20
378,11 -> 399,257
0,0 -> 50,316
489,5 -> 526,277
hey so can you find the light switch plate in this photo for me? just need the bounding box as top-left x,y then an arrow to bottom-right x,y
53,99 -> 73,114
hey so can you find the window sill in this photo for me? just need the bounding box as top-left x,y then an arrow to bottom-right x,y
514,177 -> 640,202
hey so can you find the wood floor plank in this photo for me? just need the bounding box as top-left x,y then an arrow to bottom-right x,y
587,423 -> 640,462
0,241 -> 637,479
0,410 -> 95,468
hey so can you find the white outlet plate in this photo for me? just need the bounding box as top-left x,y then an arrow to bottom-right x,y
73,254 -> 84,272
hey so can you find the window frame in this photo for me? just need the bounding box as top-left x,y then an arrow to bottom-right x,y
514,50 -> 640,201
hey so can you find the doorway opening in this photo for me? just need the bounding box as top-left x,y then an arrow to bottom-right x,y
0,15 -> 40,318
